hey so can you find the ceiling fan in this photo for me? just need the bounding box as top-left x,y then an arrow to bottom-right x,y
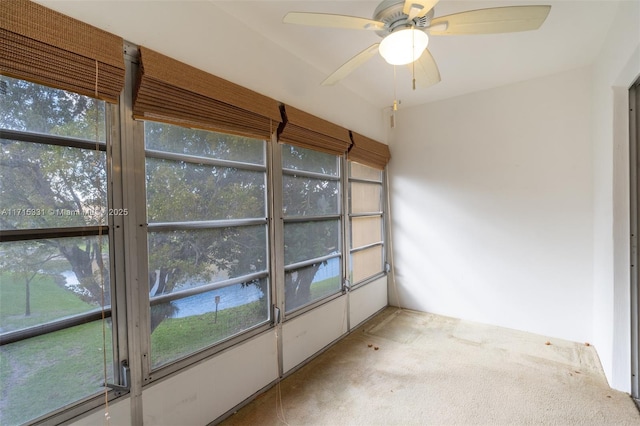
283,0 -> 551,89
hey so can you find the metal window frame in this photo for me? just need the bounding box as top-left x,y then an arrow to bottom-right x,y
279,143 -> 345,319
0,128 -> 107,151
149,271 -> 269,305
0,82 -> 126,425
347,161 -> 387,290
145,148 -> 267,172
282,167 -> 341,181
140,120 -> 274,381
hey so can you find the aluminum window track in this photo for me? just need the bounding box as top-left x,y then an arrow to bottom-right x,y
282,168 -> 341,181
147,218 -> 267,231
0,128 -> 107,151
145,148 -> 267,172
350,241 -> 384,253
284,252 -> 342,272
149,271 -> 269,306
283,214 -> 341,223
0,307 -> 112,345
0,226 -> 109,242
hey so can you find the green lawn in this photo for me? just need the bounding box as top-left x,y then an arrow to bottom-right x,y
310,276 -> 342,300
0,272 -> 93,332
0,272 -> 337,424
151,300 -> 267,368
0,271 -> 268,425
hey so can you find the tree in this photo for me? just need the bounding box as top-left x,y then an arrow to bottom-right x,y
144,122 -> 269,331
1,76 -> 338,333
281,145 -> 341,310
1,77 -> 110,309
0,242 -> 60,316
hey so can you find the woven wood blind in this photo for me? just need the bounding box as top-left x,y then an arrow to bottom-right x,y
348,132 -> 391,170
133,47 -> 281,140
279,105 -> 352,155
0,0 -> 125,103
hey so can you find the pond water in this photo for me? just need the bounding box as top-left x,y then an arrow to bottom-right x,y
171,284 -> 264,318
61,257 -> 340,318
61,270 -> 92,297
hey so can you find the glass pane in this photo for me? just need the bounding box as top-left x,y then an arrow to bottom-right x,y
0,237 -> 111,333
148,226 -> 267,298
0,139 -> 107,230
351,216 -> 382,248
350,162 -> 382,181
282,144 -> 338,176
0,320 -> 113,425
351,182 -> 382,214
351,246 -> 383,284
284,221 -> 340,265
283,175 -> 339,216
0,76 -> 106,141
146,158 -> 266,222
285,258 -> 341,312
145,122 -> 265,165
150,279 -> 269,368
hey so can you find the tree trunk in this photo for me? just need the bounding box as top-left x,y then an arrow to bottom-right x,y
58,240 -> 107,304
149,268 -> 178,333
25,277 -> 31,316
285,263 -> 321,310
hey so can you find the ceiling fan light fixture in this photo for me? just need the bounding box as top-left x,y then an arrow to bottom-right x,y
379,28 -> 429,66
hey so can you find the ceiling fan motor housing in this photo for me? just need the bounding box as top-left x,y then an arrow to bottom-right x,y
373,0 -> 434,37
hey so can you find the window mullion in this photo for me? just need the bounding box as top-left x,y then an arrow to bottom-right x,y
106,101 -> 125,390
271,141 -> 286,325
341,153 -> 351,329
118,48 -> 149,425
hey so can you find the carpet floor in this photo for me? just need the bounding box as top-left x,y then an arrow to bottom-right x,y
220,307 -> 640,425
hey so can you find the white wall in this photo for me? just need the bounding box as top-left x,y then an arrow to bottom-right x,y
351,277 -> 388,329
389,66 -> 595,344
142,332 -> 278,425
283,297 -> 349,374
591,0 -> 640,393
70,398 -> 130,426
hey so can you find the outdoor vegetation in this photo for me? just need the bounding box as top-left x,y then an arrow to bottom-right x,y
0,76 -> 343,424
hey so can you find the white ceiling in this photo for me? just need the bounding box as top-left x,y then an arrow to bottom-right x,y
214,0 -> 620,108
38,0 -> 621,109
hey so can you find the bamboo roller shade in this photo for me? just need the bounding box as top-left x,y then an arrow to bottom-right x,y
279,105 -> 352,156
0,0 -> 125,103
348,132 -> 391,170
133,47 -> 281,140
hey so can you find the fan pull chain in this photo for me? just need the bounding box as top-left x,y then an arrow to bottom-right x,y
412,27 -> 416,90
393,65 -> 398,112
390,65 -> 398,128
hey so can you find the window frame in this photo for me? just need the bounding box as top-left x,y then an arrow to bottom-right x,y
0,83 -> 128,425
279,143 -> 346,319
347,161 -> 388,289
138,121 -> 274,381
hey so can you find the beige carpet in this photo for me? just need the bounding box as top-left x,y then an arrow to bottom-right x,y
220,307 -> 640,425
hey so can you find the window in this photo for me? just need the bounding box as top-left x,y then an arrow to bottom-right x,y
143,122 -> 271,369
282,144 -> 343,313
349,161 -> 386,285
0,77 -> 115,425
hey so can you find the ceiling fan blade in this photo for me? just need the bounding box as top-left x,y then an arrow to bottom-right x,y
428,5 -> 551,35
322,44 -> 380,86
408,48 -> 441,89
283,12 -> 385,31
403,0 -> 440,20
